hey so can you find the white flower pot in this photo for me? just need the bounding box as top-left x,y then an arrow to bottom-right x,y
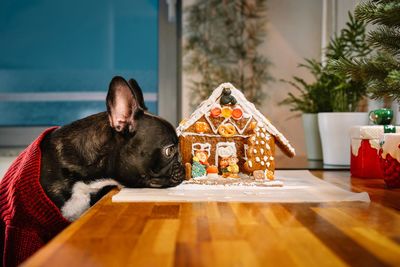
392,101 -> 400,125
318,112 -> 369,165
302,113 -> 322,160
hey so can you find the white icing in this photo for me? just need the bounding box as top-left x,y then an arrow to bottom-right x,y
243,144 -> 249,160
243,112 -> 251,119
261,161 -> 265,166
180,132 -> 250,138
261,140 -> 265,145
175,82 -> 296,156
263,155 -> 268,161
226,116 -> 252,135
256,141 -> 259,145
381,133 -> 400,162
248,160 -> 253,168
260,133 -> 265,138
260,148 -> 264,154
215,142 -> 237,165
266,162 -> 270,167
192,143 -> 211,157
212,103 -> 221,109
270,156 -> 274,161
265,144 -> 270,150
256,132 -> 260,137
256,157 -> 260,162
204,114 -> 219,134
253,148 -> 257,154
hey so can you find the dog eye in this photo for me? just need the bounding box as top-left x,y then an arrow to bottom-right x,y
163,145 -> 175,158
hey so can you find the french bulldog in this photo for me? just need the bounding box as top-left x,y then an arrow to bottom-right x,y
39,76 -> 185,221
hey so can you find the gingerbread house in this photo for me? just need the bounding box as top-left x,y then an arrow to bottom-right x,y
177,83 -> 295,180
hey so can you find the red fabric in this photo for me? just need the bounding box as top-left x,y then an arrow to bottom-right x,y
350,140 -> 384,179
0,127 -> 70,267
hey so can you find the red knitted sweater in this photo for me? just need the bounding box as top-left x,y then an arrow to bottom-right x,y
0,127 -> 70,267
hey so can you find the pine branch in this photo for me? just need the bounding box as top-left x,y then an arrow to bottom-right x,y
331,1 -> 400,102
368,26 -> 400,55
355,0 -> 400,27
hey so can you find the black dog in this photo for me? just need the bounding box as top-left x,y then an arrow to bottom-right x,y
39,76 -> 185,221
0,76 -> 186,266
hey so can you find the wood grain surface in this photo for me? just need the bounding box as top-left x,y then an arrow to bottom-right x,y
22,171 -> 400,267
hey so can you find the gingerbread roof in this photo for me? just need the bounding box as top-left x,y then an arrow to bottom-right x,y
177,83 -> 296,157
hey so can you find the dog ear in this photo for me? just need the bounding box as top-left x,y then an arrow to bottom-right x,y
106,76 -> 142,133
128,78 -> 148,111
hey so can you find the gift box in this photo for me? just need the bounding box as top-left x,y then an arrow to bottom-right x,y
350,126 -> 399,178
380,133 -> 400,188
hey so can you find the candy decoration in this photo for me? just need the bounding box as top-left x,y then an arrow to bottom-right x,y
226,155 -> 240,178
207,165 -> 218,174
221,107 -> 232,118
210,107 -> 222,118
231,108 -> 243,120
207,165 -> 219,178
220,88 -> 237,105
218,123 -> 236,137
265,170 -> 274,180
253,170 -> 265,181
195,122 -> 209,133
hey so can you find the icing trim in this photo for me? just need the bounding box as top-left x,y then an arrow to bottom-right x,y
215,142 -> 237,166
180,132 -> 250,138
192,143 -> 211,156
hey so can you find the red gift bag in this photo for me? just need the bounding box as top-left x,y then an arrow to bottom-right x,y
350,126 -> 399,178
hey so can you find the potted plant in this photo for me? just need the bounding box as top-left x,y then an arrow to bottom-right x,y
282,12 -> 371,165
280,59 -> 332,160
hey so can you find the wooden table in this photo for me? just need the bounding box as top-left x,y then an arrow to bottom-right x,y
23,170 -> 400,267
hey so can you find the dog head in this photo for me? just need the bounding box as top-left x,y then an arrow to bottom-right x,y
106,76 -> 185,188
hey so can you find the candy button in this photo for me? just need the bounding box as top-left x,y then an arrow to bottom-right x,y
221,107 -> 232,118
231,108 -> 243,120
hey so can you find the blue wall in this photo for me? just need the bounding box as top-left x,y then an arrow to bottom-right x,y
0,0 -> 158,126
